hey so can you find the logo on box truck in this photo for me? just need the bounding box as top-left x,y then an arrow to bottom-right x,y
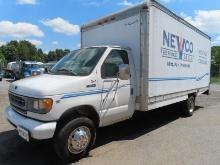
161,30 -> 193,62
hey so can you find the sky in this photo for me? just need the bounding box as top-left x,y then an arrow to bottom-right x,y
0,0 -> 220,52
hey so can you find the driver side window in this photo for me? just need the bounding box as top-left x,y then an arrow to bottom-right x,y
101,50 -> 129,79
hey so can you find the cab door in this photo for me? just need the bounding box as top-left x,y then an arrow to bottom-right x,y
99,49 -> 134,126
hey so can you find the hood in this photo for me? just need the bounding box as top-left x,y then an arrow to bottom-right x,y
9,74 -> 90,97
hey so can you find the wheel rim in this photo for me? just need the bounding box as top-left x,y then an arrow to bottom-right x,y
188,97 -> 195,113
68,126 -> 91,154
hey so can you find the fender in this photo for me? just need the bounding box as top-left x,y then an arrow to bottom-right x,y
55,105 -> 100,135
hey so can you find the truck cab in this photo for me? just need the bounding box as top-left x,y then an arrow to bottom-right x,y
22,61 -> 45,78
5,46 -> 136,161
7,61 -> 44,80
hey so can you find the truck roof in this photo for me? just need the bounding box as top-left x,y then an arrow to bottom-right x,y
81,0 -> 211,40
23,61 -> 43,65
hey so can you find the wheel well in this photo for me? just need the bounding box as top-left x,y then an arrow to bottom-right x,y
188,93 -> 197,98
55,105 -> 100,135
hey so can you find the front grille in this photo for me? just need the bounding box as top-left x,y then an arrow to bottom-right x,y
31,71 -> 41,75
9,92 -> 27,110
11,105 -> 27,115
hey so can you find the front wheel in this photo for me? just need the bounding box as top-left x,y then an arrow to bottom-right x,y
182,95 -> 196,117
54,117 -> 96,162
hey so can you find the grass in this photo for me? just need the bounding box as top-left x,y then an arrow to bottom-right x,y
211,77 -> 220,84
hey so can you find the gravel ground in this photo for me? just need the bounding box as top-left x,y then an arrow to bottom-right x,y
0,79 -> 220,165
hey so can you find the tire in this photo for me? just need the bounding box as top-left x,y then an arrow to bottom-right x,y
54,117 -> 96,162
181,95 -> 196,117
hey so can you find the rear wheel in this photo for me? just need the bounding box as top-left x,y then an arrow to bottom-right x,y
182,95 -> 196,117
54,117 -> 96,162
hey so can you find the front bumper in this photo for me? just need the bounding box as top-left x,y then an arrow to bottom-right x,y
5,106 -> 57,140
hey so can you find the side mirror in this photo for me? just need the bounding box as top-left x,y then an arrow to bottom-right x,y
118,64 -> 130,80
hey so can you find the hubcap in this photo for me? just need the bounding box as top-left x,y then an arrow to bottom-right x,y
68,126 -> 91,154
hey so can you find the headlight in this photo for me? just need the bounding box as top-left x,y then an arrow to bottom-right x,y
32,71 -> 38,76
30,98 -> 53,114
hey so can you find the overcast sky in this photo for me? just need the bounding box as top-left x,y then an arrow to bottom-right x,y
0,0 -> 220,52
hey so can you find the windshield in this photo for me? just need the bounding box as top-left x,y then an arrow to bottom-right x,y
50,47 -> 106,76
24,64 -> 40,69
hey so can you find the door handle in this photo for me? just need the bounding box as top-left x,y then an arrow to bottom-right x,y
86,84 -> 96,88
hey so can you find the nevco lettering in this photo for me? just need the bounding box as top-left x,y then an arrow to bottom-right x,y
163,30 -> 193,56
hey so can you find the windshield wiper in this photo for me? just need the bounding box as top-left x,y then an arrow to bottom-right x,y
56,69 -> 78,76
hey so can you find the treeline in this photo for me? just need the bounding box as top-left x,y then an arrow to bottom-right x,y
211,46 -> 220,77
1,40 -> 220,68
212,46 -> 220,66
0,40 -> 70,66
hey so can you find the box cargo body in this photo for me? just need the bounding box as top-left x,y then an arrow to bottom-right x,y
82,0 -> 211,111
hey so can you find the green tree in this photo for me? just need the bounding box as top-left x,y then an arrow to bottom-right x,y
0,40 -> 70,64
211,46 -> 220,77
0,51 -> 6,67
1,41 -> 19,62
0,40 -> 47,63
45,49 -> 70,62
211,46 -> 220,65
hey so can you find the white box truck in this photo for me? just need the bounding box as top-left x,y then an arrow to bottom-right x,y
5,0 -> 211,162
